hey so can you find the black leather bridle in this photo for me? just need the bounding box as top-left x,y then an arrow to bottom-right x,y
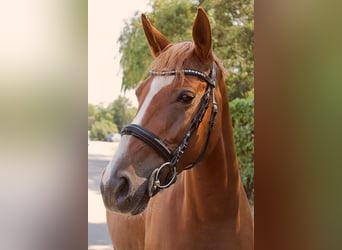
121,65 -> 218,197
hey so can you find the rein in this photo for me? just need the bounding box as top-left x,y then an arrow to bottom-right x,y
121,66 -> 218,197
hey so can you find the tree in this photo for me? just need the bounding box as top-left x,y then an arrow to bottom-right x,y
95,105 -> 113,122
119,15 -> 152,91
110,96 -> 136,131
150,0 -> 196,41
90,120 -> 118,141
230,97 -> 254,203
88,103 -> 117,141
88,96 -> 137,140
202,0 -> 254,100
88,103 -> 96,130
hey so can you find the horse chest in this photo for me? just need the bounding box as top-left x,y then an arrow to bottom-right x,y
144,217 -> 232,250
144,189 -> 233,249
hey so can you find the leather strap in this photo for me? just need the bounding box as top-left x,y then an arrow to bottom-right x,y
121,124 -> 173,161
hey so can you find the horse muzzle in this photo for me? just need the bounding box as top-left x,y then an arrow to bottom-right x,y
100,172 -> 133,213
100,160 -> 154,215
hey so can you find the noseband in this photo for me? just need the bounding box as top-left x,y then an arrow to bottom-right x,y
121,66 -> 218,197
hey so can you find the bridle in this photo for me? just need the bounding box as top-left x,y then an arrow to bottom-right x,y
121,65 -> 218,197
121,66 -> 217,197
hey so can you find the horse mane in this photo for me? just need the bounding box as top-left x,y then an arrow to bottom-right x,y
147,41 -> 227,88
148,42 -> 193,72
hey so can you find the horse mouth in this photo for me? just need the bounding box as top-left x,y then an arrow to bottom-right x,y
129,181 -> 151,215
131,193 -> 149,215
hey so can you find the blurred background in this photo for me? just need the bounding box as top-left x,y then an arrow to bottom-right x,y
0,0 -> 87,249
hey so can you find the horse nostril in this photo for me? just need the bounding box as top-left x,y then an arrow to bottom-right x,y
115,176 -> 130,202
101,172 -> 132,212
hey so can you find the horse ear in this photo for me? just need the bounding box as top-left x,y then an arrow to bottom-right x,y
141,14 -> 171,58
192,7 -> 212,60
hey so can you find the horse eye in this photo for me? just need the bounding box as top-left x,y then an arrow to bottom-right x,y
177,91 -> 195,104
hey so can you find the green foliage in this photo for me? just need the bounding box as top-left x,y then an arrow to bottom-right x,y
230,97 -> 254,203
109,96 -> 136,131
88,96 -> 137,141
88,103 -> 96,117
90,120 -> 118,141
201,0 -> 254,99
88,103 -> 96,130
119,16 -> 152,90
118,0 -> 254,100
95,105 -> 113,122
151,0 -> 196,41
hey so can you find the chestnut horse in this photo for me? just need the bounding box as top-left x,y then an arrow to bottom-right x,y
100,8 -> 253,250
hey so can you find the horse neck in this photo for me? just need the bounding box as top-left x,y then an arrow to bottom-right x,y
183,73 -> 241,219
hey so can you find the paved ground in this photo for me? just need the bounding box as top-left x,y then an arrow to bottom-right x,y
88,141 -> 119,250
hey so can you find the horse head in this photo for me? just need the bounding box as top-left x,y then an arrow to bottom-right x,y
100,8 -> 223,215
